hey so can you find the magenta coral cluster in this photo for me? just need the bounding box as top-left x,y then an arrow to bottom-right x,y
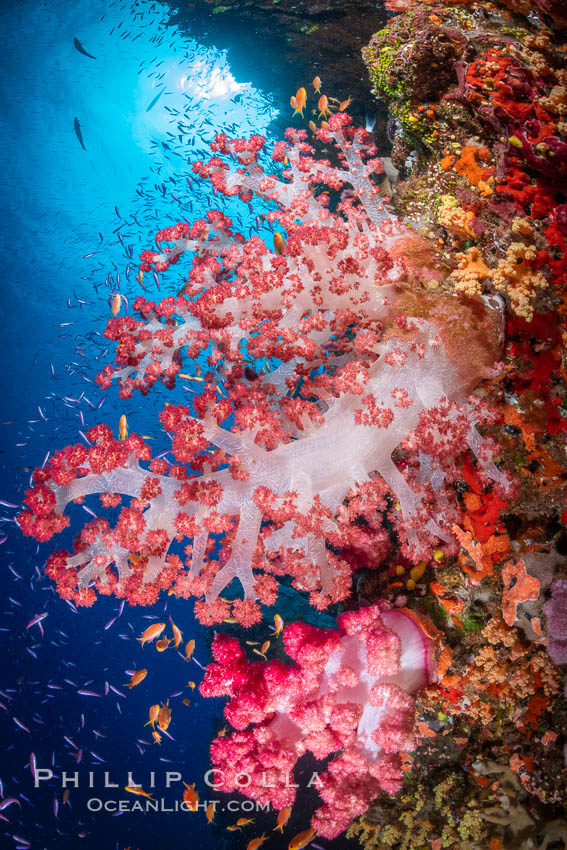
200,602 -> 437,838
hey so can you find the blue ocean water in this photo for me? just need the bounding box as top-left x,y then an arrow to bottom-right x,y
0,1 -> 363,848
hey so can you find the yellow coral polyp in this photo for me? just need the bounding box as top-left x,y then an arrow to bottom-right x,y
410,561 -> 426,581
492,243 -> 548,321
438,205 -> 476,239
450,247 -> 490,297
539,84 -> 567,115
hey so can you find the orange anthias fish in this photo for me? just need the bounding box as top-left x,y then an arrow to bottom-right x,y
182,698 -> 191,706
157,700 -> 171,731
125,669 -> 147,689
237,817 -> 255,826
318,95 -> 331,119
183,782 -> 199,811
290,95 -> 297,112
124,786 -> 154,800
170,620 -> 183,649
155,637 -> 172,652
118,414 -> 128,441
205,802 -> 215,824
137,622 -> 166,647
247,835 -> 268,850
260,640 -> 270,655
186,681 -> 196,690
339,96 -> 353,112
293,87 -> 307,117
312,75 -> 321,94
151,730 -> 162,744
136,270 -> 144,285
111,292 -> 122,318
288,828 -> 316,850
185,639 -> 195,661
273,614 -> 284,637
274,806 -> 292,833
273,232 -> 286,256
144,704 -> 160,728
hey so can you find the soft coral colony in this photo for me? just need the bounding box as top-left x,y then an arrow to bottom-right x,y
19,114 -> 510,625
15,15 -> 567,842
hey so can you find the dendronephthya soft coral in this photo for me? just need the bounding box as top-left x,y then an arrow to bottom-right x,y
200,602 -> 437,839
18,114 -> 511,626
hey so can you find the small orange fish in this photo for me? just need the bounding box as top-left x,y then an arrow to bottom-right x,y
111,292 -> 123,318
186,681 -> 196,690
274,807 -> 292,833
206,802 -> 215,824
226,824 -> 242,832
152,730 -> 162,744
273,614 -> 284,637
182,698 -> 191,706
312,76 -> 321,93
178,373 -> 204,383
260,640 -> 270,655
124,786 -> 153,800
155,637 -> 172,652
157,700 -> 171,731
170,620 -> 183,649
290,95 -> 297,111
253,648 -> 267,660
273,232 -> 286,256
339,96 -> 353,112
308,120 -> 317,133
136,270 -> 144,285
185,639 -> 195,661
137,622 -> 166,647
182,782 -> 199,811
247,835 -> 268,850
144,704 -> 160,728
318,95 -> 331,119
118,414 -> 128,441
293,87 -> 307,118
288,828 -> 316,850
237,817 -> 255,826
218,726 -> 228,737
125,669 -> 147,689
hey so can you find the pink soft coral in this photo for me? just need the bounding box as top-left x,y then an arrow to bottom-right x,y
200,602 -> 437,838
19,117 -> 510,623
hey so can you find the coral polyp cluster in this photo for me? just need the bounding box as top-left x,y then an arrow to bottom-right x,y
355,2 -> 567,847
363,0 -> 567,324
18,114 -> 509,629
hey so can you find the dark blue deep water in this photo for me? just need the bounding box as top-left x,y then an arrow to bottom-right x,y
0,1 -> 362,848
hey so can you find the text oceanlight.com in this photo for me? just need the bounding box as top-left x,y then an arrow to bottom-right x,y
86,798 -> 270,813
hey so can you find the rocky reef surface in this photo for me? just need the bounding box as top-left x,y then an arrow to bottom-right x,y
350,2 -> 567,849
